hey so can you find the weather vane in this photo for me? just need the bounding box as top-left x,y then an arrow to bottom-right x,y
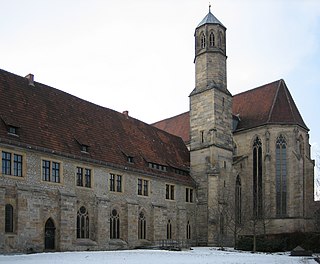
209,2 -> 211,12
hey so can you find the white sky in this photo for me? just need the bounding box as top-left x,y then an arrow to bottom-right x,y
1,0 -> 320,187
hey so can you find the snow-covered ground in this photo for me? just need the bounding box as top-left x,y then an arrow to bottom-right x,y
0,247 -> 317,264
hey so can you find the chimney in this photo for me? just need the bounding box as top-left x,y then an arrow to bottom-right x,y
25,73 -> 35,86
122,110 -> 129,118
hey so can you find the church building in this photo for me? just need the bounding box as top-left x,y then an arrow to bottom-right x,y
0,8 -> 316,253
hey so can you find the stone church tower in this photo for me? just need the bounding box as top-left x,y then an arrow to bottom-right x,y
190,6 -> 234,245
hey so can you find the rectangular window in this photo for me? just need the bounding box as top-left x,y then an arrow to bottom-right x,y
166,184 -> 175,200
13,154 -> 22,176
138,178 -> 142,195
186,188 -> 194,203
2,151 -> 12,175
85,169 -> 91,188
110,173 -> 115,191
143,180 -> 148,196
42,160 -> 60,183
76,167 -> 92,188
138,178 -> 149,196
116,175 -> 122,192
110,173 -> 122,192
52,162 -> 60,183
77,167 -> 83,186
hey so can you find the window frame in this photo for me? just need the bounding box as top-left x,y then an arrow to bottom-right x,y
1,149 -> 25,178
186,187 -> 194,203
41,158 -> 62,184
110,173 -> 122,193
166,184 -> 175,200
76,206 -> 89,239
76,166 -> 92,188
5,204 -> 14,233
138,178 -> 149,197
110,209 -> 120,239
276,134 -> 287,217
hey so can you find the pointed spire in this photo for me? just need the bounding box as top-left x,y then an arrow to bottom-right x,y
196,5 -> 225,29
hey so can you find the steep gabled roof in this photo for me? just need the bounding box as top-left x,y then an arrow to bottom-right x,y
152,79 -> 308,141
152,112 -> 190,144
0,69 -> 192,184
232,79 -> 308,131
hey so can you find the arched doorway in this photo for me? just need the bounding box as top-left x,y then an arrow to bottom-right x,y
44,218 -> 55,250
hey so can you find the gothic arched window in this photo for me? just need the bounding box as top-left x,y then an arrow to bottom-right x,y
110,209 -> 120,239
166,219 -> 172,239
200,32 -> 206,49
276,135 -> 287,216
77,206 -> 89,238
209,32 -> 215,47
219,213 -> 225,235
253,137 -> 263,219
235,175 -> 242,225
138,211 -> 146,239
218,31 -> 223,48
186,221 -> 191,239
5,204 -> 13,233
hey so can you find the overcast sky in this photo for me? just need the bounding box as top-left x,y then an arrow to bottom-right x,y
1,0 -> 320,190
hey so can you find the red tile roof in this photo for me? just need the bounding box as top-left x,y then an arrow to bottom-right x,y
152,112 -> 190,144
0,69 -> 192,185
232,79 -> 308,131
152,79 -> 308,141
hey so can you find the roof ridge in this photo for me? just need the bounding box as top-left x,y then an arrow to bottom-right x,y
282,81 -> 297,124
267,79 -> 282,123
151,111 -> 189,125
233,79 -> 282,97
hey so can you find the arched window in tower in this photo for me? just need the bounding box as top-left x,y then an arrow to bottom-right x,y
218,31 -> 223,48
209,32 -> 215,47
110,209 -> 120,239
276,134 -> 287,216
5,204 -> 13,233
138,211 -> 146,239
200,32 -> 206,49
253,137 -> 263,219
166,219 -> 172,239
235,175 -> 242,225
77,206 -> 89,238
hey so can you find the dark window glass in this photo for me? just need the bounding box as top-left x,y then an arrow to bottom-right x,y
42,160 -> 50,181
52,162 -> 60,183
85,169 -> 91,188
110,174 -> 115,192
166,220 -> 172,239
77,206 -> 89,238
138,212 -> 146,239
13,154 -> 22,176
5,204 -> 13,233
253,137 -> 263,219
77,167 -> 83,186
138,179 -> 142,195
2,151 -> 11,175
276,135 -> 287,216
110,209 -> 120,239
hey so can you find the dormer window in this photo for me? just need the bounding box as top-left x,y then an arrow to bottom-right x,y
127,156 -> 134,163
8,125 -> 18,136
81,144 -> 89,153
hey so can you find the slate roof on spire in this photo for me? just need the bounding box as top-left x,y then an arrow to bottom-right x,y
197,7 -> 225,29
